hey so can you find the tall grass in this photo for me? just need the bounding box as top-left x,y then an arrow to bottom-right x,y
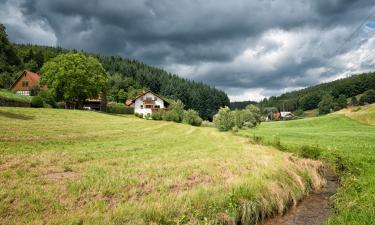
239,109 -> 375,224
0,107 -> 324,225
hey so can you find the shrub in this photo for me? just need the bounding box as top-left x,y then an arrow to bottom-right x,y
162,110 -> 180,122
0,90 -> 31,107
359,89 -> 375,105
232,125 -> 239,132
350,96 -> 359,106
134,113 -> 143,118
151,111 -> 163,120
107,102 -> 134,114
245,105 -> 262,125
294,109 -> 304,117
201,120 -> 214,127
183,109 -> 203,126
31,96 -> 44,108
168,100 -> 185,122
233,107 -> 259,129
213,107 -> 235,131
145,113 -> 151,120
39,90 -> 57,108
56,102 -> 66,109
299,145 -> 322,159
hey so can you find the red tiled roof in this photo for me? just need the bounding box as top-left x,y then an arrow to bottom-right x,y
125,90 -> 169,106
10,70 -> 40,90
26,71 -> 40,83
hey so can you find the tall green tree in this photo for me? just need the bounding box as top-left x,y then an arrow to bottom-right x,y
40,52 -> 108,108
0,24 -> 21,88
336,94 -> 348,110
318,94 -> 335,115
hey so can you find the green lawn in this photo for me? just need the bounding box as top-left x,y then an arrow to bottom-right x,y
239,105 -> 375,225
0,107 -> 323,225
0,89 -> 31,102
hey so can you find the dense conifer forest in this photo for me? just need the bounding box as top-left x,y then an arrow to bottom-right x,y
0,25 -> 229,120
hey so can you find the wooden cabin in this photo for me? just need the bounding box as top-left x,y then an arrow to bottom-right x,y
9,70 -> 40,96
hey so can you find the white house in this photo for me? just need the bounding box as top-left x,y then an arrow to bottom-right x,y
126,90 -> 169,116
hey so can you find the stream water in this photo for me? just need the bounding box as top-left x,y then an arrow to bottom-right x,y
261,174 -> 338,225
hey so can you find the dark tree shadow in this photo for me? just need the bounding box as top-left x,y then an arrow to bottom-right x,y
0,110 -> 34,120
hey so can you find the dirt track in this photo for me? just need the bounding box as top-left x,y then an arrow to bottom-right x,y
262,174 -> 337,225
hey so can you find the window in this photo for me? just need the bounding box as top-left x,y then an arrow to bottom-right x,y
155,105 -> 160,109
145,105 -> 152,108
16,91 -> 30,96
154,97 -> 157,101
22,80 -> 29,87
140,105 -> 143,109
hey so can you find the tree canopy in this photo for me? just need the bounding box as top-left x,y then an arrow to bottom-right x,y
40,52 -> 108,108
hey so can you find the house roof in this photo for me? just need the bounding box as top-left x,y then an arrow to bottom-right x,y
10,70 -> 40,89
125,90 -> 169,106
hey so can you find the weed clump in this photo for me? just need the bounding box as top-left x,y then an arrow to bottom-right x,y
299,145 -> 322,159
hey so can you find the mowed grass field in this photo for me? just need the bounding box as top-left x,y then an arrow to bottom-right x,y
0,107 -> 323,225
239,104 -> 375,225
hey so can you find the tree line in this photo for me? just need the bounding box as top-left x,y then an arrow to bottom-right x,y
258,72 -> 375,114
0,24 -> 229,120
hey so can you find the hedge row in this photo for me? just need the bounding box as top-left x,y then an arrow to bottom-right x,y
107,102 -> 134,114
0,90 -> 32,107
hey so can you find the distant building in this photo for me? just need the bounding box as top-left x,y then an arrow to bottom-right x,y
10,70 -> 40,96
126,90 -> 169,116
280,111 -> 294,118
10,70 -> 104,110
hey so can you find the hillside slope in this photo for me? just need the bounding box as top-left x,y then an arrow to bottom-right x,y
238,112 -> 375,225
257,72 -> 375,112
0,107 -> 323,225
335,104 -> 375,125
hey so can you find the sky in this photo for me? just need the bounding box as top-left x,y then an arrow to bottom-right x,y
1,0 -> 374,101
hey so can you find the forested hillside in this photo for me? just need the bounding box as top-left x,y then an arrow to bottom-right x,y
259,72 -> 375,112
230,100 -> 258,109
0,25 -> 229,120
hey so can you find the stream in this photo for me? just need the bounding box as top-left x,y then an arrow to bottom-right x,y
261,173 -> 338,225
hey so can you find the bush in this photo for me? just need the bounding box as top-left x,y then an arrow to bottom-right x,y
299,145 -> 322,159
162,110 -> 180,122
294,109 -> 304,117
39,90 -> 57,108
201,120 -> 214,127
168,100 -> 185,122
359,89 -> 375,105
144,113 -> 151,120
183,109 -> 203,126
107,102 -> 134,114
31,96 -> 44,108
56,102 -> 66,109
213,107 -> 235,131
232,125 -> 239,132
151,111 -> 163,120
134,113 -> 143,118
0,90 -> 31,107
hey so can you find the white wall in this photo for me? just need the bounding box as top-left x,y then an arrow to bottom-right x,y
133,92 -> 165,115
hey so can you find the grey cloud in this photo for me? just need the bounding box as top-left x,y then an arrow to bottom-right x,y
2,0 -> 375,101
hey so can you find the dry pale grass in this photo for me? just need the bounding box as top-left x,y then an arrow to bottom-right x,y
0,107 -> 324,225
334,104 -> 375,125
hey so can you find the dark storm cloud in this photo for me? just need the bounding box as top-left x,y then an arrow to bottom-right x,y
1,0 -> 375,100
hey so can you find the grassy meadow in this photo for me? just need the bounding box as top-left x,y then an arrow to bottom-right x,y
239,104 -> 375,225
0,107 -> 324,225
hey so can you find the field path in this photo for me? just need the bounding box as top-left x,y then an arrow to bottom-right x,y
262,174 -> 337,225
